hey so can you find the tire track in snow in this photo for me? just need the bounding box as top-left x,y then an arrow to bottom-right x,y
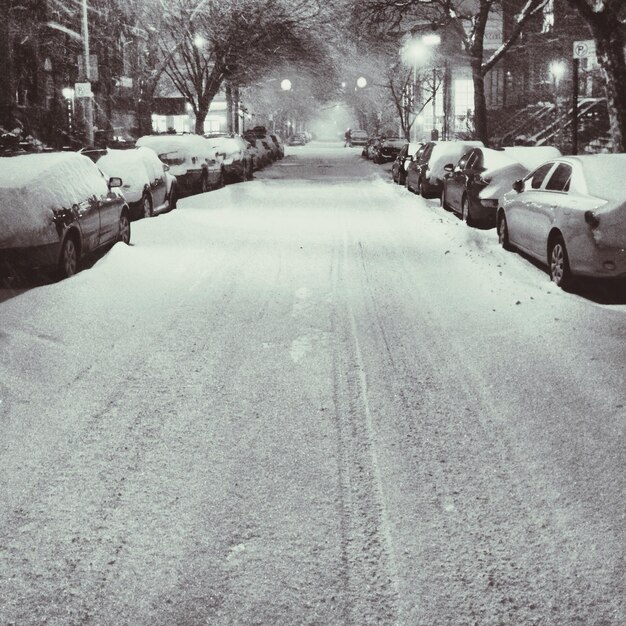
326,226 -> 399,625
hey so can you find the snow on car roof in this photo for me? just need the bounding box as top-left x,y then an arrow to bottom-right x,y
96,149 -> 152,192
0,152 -> 109,247
502,146 -> 561,171
136,134 -> 214,159
428,141 -> 484,178
574,154 -> 626,202
480,148 -> 521,172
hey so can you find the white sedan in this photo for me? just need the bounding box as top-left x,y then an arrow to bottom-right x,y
498,154 -> 626,288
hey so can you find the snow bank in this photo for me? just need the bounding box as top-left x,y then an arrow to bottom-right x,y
0,153 -> 108,248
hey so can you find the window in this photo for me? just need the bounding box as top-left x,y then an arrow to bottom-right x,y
454,79 -> 474,117
545,164 -> 572,192
529,163 -> 554,189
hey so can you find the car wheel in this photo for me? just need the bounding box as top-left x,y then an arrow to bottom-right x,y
59,234 -> 79,278
168,186 -> 178,211
461,195 -> 474,226
118,211 -> 131,244
142,193 -> 153,219
549,235 -> 572,289
497,213 -> 512,251
419,180 -> 427,197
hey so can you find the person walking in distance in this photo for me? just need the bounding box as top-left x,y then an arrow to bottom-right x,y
344,128 -> 352,147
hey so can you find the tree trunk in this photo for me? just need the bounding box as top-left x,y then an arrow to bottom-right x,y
586,11 -> 626,152
195,107 -> 208,134
0,0 -> 15,128
225,82 -> 234,133
471,58 -> 489,145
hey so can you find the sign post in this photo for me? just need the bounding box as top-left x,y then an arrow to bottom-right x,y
572,40 -> 595,155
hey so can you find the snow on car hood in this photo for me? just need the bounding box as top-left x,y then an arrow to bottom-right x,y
0,152 -> 108,248
136,135 -> 218,174
479,162 -> 529,201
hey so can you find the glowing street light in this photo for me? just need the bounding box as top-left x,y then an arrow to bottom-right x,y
356,76 -> 367,89
549,60 -> 566,86
193,35 -> 206,48
281,79 -> 292,91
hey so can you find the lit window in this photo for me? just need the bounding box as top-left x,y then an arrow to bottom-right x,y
454,79 -> 474,117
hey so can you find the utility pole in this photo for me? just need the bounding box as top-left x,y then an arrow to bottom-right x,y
82,0 -> 94,145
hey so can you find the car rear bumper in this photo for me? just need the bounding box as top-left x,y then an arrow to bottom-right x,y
572,245 -> 626,278
0,242 -> 60,273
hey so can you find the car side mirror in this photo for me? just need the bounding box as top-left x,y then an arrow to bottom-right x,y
163,163 -> 170,172
444,163 -> 454,173
513,179 -> 524,193
109,177 -> 122,188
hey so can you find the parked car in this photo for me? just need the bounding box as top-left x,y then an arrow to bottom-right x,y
205,134 -> 253,182
135,134 -> 224,196
243,135 -> 271,170
406,140 -> 484,198
442,146 -> 562,226
83,147 -> 178,220
392,142 -> 423,185
287,133 -> 306,146
371,136 -> 406,164
351,130 -> 369,146
498,154 -> 626,288
269,134 -> 285,159
0,152 -> 130,278
362,137 -> 382,160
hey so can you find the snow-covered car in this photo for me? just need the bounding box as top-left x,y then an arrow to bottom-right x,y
406,140 -> 484,198
246,135 -> 274,169
0,152 -> 130,278
441,146 -> 561,226
205,134 -> 253,182
287,134 -> 306,146
371,136 -> 406,164
392,142 -> 423,185
498,154 -> 626,288
84,147 -> 178,220
135,134 -> 224,196
351,130 -> 369,146
269,134 -> 284,159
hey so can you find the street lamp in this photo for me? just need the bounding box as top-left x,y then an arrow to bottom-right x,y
280,79 -> 292,91
356,76 -> 367,89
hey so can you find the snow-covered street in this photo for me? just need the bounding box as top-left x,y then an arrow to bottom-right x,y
1,142 -> 625,625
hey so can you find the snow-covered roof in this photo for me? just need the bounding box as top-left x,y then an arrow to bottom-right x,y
0,152 -> 108,247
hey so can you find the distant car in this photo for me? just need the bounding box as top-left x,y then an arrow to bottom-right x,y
0,152 -> 130,278
351,130 -> 369,146
269,134 -> 285,159
205,134 -> 253,182
392,142 -> 423,185
287,133 -> 306,146
135,134 -> 224,196
442,146 -> 562,226
85,147 -> 178,220
243,135 -> 272,169
362,137 -> 382,160
405,140 -> 484,198
371,136 -> 406,164
498,154 -> 626,288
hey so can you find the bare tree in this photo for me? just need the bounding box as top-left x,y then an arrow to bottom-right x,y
155,0 -> 321,134
565,0 -> 626,152
357,0 -> 548,144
